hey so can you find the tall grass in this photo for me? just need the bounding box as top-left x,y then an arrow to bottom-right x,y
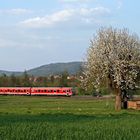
0,96 -> 140,140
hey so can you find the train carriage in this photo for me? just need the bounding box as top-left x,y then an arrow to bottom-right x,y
31,87 -> 73,96
0,87 -> 73,96
0,87 -> 31,95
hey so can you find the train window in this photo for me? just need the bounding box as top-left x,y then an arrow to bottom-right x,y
54,90 -> 56,92
63,90 -> 66,93
44,90 -> 47,92
38,90 -> 40,92
57,90 -> 60,93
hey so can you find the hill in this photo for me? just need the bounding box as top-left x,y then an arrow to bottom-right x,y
27,62 -> 82,76
0,70 -> 22,76
0,62 -> 83,76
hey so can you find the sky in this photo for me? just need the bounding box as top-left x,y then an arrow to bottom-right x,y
0,0 -> 140,71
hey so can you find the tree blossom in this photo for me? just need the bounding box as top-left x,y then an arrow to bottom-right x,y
82,27 -> 140,110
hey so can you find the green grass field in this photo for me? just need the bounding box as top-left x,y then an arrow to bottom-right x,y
0,96 -> 140,140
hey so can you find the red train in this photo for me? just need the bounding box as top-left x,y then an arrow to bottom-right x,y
0,87 -> 73,96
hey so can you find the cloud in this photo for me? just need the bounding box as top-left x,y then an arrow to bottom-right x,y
20,9 -> 74,28
20,7 -> 110,28
0,8 -> 32,15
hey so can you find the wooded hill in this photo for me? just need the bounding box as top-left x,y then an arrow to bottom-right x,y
0,62 -> 83,76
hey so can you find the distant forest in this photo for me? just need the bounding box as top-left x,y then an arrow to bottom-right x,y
0,71 -> 80,87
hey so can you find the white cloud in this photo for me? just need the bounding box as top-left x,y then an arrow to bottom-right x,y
20,7 -> 110,28
0,8 -> 32,15
20,9 -> 74,28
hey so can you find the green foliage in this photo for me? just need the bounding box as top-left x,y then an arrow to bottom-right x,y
100,87 -> 111,95
59,71 -> 69,87
0,73 -> 80,88
21,71 -> 30,87
76,87 -> 86,95
0,96 -> 140,140
0,74 -> 9,86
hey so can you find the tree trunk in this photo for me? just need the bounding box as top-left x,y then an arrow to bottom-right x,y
115,88 -> 122,111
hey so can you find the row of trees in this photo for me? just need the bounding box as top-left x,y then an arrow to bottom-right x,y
0,71 -> 80,88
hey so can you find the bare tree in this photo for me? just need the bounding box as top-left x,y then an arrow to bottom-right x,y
82,27 -> 140,110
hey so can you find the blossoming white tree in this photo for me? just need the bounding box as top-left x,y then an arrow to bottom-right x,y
82,27 -> 140,110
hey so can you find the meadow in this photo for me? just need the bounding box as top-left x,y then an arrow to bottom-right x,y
0,96 -> 140,140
